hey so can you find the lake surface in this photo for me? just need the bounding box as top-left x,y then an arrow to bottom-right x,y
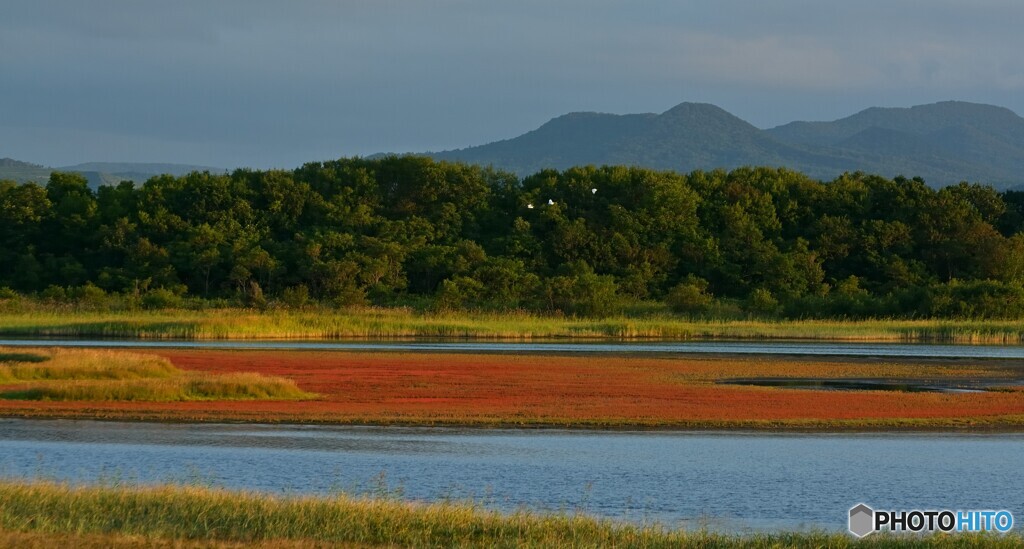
4,338 -> 1024,359
2,419 -> 1022,533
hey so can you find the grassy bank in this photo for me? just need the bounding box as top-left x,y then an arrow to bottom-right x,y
1,308 -> 1024,342
0,481 -> 1018,548
0,348 -> 314,402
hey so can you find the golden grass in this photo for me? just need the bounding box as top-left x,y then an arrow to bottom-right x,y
0,348 -> 315,402
0,348 -> 178,383
184,372 -> 314,400
0,480 -> 1018,548
1,373 -> 312,402
1,307 -> 1024,342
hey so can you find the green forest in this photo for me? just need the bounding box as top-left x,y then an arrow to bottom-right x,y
3,156 -> 1024,319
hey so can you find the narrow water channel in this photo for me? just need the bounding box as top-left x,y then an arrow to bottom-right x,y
3,338 -> 1024,358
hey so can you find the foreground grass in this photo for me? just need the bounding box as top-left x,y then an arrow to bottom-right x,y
0,531 -> 329,549
1,308 -> 1024,342
0,348 -> 314,402
0,481 -> 1019,548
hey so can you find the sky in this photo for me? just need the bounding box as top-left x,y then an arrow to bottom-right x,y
3,1 -> 1024,170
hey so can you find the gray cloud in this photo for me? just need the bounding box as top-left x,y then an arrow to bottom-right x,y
2,1 -> 1023,169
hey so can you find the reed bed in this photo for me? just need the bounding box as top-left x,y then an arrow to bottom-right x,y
1,308 -> 1024,342
0,481 -> 1019,548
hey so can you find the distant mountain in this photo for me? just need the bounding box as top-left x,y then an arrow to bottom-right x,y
767,101 -> 1024,186
57,162 -> 226,177
428,101 -> 1024,188
0,160 -> 227,188
0,158 -> 44,169
0,157 -> 52,184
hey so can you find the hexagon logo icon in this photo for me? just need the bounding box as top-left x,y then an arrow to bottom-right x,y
849,503 -> 875,538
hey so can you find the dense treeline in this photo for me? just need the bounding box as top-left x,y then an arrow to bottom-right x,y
3,157 -> 1024,318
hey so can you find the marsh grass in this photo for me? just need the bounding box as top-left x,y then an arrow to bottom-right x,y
0,348 -> 178,383
0,480 -> 1017,548
1,373 -> 312,402
1,308 -> 1023,342
0,348 -> 314,402
183,372 -> 312,400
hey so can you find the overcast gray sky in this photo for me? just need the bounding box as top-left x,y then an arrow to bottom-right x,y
3,1 -> 1023,169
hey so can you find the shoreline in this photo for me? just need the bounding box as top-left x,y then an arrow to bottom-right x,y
5,332 -> 1024,343
2,309 -> 1024,343
4,410 -> 1024,433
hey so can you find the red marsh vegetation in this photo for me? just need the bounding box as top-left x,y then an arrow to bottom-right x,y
2,350 -> 1023,428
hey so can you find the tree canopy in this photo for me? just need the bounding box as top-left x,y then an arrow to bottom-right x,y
3,157 -> 1024,318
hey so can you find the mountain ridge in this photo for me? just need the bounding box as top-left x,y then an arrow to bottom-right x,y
6,101 -> 1024,189
429,101 -> 1024,188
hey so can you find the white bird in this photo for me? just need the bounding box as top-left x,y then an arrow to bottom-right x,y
548,199 -> 555,205
527,203 -> 534,209
591,188 -> 597,194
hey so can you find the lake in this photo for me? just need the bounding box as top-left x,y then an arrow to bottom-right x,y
2,419 -> 1021,533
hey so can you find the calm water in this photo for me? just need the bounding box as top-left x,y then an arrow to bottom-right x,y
3,338 -> 1024,358
2,419 -> 1022,533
